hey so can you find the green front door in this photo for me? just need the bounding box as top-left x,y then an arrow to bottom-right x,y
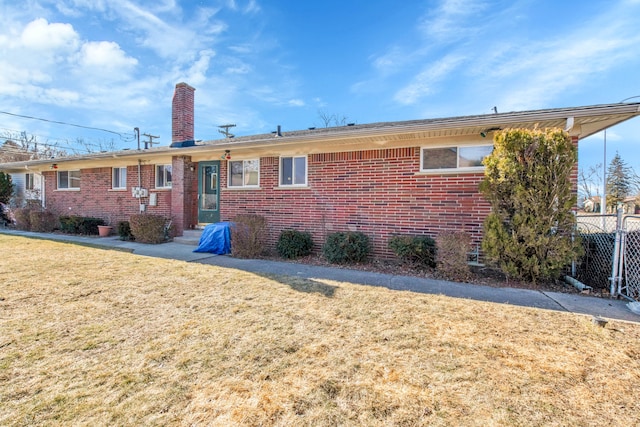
198,161 -> 220,224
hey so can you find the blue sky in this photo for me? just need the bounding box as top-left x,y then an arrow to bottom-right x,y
1,0 -> 640,177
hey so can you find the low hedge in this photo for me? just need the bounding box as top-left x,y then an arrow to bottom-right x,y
277,229 -> 313,259
117,220 -> 134,241
388,235 -> 437,268
59,216 -> 105,235
323,231 -> 371,264
129,214 -> 171,244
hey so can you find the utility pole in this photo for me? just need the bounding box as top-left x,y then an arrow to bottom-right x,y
142,133 -> 159,149
218,124 -> 236,138
134,127 -> 140,150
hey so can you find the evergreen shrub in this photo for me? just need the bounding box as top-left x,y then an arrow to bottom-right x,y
277,229 -> 313,259
323,231 -> 371,264
388,235 -> 436,268
59,216 -> 105,235
480,128 -> 581,283
117,220 -> 134,241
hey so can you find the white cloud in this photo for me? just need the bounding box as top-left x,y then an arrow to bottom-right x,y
244,0 -> 261,14
288,99 -> 305,107
180,50 -> 215,85
418,0 -> 488,42
488,18 -> 640,110
394,55 -> 465,105
78,41 -> 138,71
20,18 -> 79,52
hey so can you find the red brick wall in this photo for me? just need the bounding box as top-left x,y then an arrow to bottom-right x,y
171,155 -> 198,234
42,164 -> 172,225
172,83 -> 195,144
219,147 -> 491,258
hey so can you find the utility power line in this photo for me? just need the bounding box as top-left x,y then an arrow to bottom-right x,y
0,126 -> 122,150
0,110 -> 136,141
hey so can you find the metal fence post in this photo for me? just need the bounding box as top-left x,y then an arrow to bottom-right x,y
610,208 -> 624,297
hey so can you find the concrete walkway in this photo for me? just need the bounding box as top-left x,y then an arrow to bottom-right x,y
2,228 -> 639,323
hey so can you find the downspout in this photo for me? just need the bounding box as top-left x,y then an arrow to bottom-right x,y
138,159 -> 143,212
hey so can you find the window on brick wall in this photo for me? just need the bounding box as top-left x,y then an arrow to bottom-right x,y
229,159 -> 259,188
421,145 -> 493,172
57,170 -> 80,190
280,156 -> 307,186
112,167 -> 127,189
156,164 -> 172,188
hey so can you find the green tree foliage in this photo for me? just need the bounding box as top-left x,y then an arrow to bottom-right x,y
0,172 -> 13,225
0,172 -> 12,205
480,128 -> 580,283
606,152 -> 632,209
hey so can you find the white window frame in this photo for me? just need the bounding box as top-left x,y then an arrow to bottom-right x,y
279,155 -> 308,187
420,144 -> 493,173
155,164 -> 172,189
228,159 -> 260,188
57,170 -> 81,190
112,167 -> 127,189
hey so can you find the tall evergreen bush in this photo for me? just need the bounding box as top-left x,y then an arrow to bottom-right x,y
480,128 -> 581,283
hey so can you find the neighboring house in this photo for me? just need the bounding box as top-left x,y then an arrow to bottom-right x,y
583,195 -> 639,214
9,172 -> 43,206
583,196 -> 601,213
1,82 -> 639,258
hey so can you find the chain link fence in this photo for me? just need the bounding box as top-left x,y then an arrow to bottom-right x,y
621,216 -> 640,300
574,215 -> 617,290
573,213 -> 640,301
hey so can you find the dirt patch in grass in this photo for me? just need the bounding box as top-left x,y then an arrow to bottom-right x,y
1,235 -> 639,426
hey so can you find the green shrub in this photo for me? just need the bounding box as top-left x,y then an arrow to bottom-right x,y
59,216 -> 105,235
29,210 -> 58,232
0,203 -> 8,227
436,231 -> 471,281
231,214 -> 267,258
480,128 -> 581,283
323,231 -> 371,264
277,229 -> 314,259
117,220 -> 134,241
13,207 -> 32,230
129,214 -> 171,244
388,235 -> 436,268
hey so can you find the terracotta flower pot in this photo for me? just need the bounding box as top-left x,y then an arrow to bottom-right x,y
98,225 -> 113,237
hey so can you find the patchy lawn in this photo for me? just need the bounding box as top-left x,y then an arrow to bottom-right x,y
1,235 -> 639,426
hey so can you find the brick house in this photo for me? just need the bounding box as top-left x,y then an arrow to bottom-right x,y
2,82 -> 640,258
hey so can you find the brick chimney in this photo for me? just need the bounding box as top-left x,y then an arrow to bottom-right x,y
171,82 -> 195,147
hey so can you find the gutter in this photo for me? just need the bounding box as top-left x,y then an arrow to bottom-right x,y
2,102 -> 639,171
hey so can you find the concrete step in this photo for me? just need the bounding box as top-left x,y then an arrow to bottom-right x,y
173,229 -> 202,246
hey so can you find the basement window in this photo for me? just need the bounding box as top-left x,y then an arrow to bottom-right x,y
229,159 -> 260,188
421,145 -> 493,172
279,156 -> 307,186
57,170 -> 81,190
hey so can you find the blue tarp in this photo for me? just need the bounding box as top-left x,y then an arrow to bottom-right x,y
193,222 -> 231,254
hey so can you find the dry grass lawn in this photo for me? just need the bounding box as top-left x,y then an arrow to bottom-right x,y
1,234 -> 639,426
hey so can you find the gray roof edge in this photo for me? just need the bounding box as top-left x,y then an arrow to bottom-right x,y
2,102 -> 639,171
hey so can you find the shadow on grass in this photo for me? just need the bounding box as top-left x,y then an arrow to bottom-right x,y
261,273 -> 338,297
